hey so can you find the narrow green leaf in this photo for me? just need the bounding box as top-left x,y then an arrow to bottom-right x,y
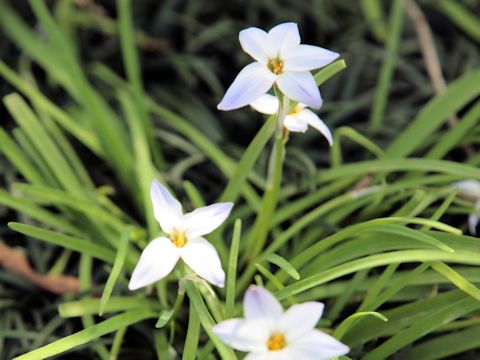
436,0 -> 480,41
360,0 -> 387,41
59,297 -> 160,318
334,311 -> 388,340
99,226 -> 132,316
384,68 -> 480,157
265,253 -> 300,280
226,219 -> 241,318
183,301 -> 201,360
364,224 -> 454,252
13,310 -> 156,360
369,0 -> 405,130
8,222 -> 115,264
185,282 -> 237,360
432,261 -> 480,301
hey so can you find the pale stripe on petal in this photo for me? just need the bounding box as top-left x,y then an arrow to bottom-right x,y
280,302 -> 324,341
295,108 -> 333,145
276,71 -> 322,109
213,319 -> 268,352
243,285 -> 283,321
240,27 -> 269,65
128,237 -> 180,290
289,329 -> 349,360
283,44 -> 339,72
182,202 -> 233,239
217,62 -> 276,111
150,180 -> 183,233
266,22 -> 301,58
180,237 -> 225,287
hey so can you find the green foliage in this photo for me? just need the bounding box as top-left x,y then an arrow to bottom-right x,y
0,0 -> 479,359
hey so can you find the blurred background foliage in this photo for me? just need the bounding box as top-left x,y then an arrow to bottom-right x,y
0,0 -> 479,359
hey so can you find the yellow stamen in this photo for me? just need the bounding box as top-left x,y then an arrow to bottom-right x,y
170,228 -> 187,248
268,58 -> 284,75
267,332 -> 286,351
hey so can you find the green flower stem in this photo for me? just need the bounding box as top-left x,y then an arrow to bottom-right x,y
243,92 -> 289,263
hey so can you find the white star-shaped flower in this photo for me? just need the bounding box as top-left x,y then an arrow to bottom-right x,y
128,180 -> 233,290
249,93 -> 333,145
217,22 -> 339,111
453,180 -> 480,235
213,286 -> 349,360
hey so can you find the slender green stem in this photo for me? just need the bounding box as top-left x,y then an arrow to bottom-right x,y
243,93 -> 289,264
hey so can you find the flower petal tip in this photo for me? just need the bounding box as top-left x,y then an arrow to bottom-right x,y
127,278 -> 142,291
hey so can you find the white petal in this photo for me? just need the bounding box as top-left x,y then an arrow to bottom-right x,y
128,237 -> 179,290
295,109 -> 333,145
280,302 -> 324,341
469,215 -> 479,235
213,319 -> 268,352
266,22 -> 301,58
180,237 -> 225,287
239,27 -> 269,65
289,329 -> 349,360
150,179 -> 183,233
469,200 -> 480,235
284,115 -> 308,133
217,62 -> 277,111
276,71 -> 322,109
244,286 -> 283,321
250,94 -> 279,115
268,349 -> 295,360
182,202 -> 233,238
283,44 -> 339,72
244,353 -> 270,360
453,180 -> 480,199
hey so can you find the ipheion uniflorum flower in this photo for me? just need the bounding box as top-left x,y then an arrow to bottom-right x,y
213,286 -> 349,359
128,180 -> 233,290
217,22 -> 339,111
250,93 -> 333,145
452,180 -> 480,235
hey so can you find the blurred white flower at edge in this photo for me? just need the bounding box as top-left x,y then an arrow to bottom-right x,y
453,180 -> 480,235
128,180 -> 233,290
213,286 -> 349,360
217,22 -> 339,111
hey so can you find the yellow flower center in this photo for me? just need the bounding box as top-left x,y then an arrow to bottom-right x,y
170,228 -> 187,248
268,58 -> 284,75
267,332 -> 286,351
289,104 -> 303,116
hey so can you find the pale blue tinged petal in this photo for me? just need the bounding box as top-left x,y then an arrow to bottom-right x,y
283,44 -> 339,72
266,22 -> 301,58
453,180 -> 480,199
150,179 -> 183,233
218,62 -> 277,111
180,237 -> 225,287
295,109 -> 333,145
469,200 -> 480,235
289,329 -> 349,360
213,319 -> 268,352
182,202 -> 233,238
244,286 -> 283,321
128,237 -> 180,290
283,115 -> 308,133
469,214 -> 479,235
280,302 -> 324,341
276,71 -> 322,109
250,94 -> 279,114
239,27 -> 269,65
